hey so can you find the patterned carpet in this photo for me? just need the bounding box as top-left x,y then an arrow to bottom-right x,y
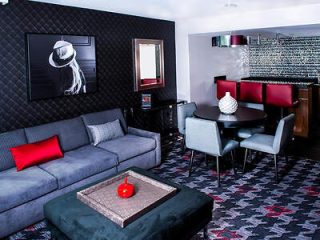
7,137 -> 320,240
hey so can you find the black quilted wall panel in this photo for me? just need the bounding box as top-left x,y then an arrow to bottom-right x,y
0,0 -> 176,133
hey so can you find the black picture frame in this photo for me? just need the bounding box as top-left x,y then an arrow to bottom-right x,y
26,33 -> 97,101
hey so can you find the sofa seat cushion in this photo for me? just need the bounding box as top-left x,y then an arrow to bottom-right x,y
39,145 -> 118,189
0,166 -> 58,213
97,134 -> 156,162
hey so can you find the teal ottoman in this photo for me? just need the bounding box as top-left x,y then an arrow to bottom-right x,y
44,167 -> 213,240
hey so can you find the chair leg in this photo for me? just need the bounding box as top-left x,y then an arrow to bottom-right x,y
205,154 -> 208,166
274,154 -> 279,183
203,225 -> 208,240
243,148 -> 248,173
188,150 -> 194,177
231,150 -> 236,175
216,156 -> 220,187
182,137 -> 186,152
284,150 -> 289,164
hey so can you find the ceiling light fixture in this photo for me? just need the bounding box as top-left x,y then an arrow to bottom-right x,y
212,35 -> 247,47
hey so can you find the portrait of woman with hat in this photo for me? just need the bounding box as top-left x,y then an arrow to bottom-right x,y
49,40 -> 87,95
27,33 -> 96,100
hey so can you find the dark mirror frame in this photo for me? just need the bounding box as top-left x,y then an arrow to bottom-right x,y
133,39 -> 165,92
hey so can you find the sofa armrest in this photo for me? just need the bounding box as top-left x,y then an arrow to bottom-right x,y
128,127 -> 161,166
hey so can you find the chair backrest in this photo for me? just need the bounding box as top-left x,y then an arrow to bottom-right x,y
238,101 -> 264,111
239,82 -> 263,103
185,118 -> 222,156
273,113 -> 295,153
266,84 -> 294,107
216,80 -> 238,100
177,102 -> 197,135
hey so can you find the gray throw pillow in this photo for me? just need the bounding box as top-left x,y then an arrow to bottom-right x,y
87,119 -> 124,146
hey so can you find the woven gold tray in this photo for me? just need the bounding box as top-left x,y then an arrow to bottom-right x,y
77,170 -> 177,228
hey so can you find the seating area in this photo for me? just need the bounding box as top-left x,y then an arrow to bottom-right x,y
1,1 -> 320,240
0,109 -> 161,238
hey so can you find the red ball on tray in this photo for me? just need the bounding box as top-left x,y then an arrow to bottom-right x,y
117,177 -> 135,198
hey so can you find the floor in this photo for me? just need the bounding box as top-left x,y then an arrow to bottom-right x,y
7,136 -> 320,240
290,137 -> 320,160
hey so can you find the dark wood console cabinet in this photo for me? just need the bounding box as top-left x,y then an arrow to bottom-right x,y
290,87 -> 312,138
127,99 -> 185,136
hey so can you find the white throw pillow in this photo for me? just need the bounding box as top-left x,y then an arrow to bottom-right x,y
87,119 -> 124,146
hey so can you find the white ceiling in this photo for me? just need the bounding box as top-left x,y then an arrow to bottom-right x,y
30,0 -> 320,21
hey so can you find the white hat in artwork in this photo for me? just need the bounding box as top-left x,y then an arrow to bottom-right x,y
49,40 -> 76,68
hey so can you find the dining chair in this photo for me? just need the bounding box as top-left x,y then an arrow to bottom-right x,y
240,113 -> 295,183
216,80 -> 238,100
185,117 -> 239,187
177,102 -> 197,150
236,102 -> 265,139
239,82 -> 263,103
265,84 -> 298,117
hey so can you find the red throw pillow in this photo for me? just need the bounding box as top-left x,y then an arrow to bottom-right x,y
10,135 -> 63,171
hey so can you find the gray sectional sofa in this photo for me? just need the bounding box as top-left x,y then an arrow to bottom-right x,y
0,108 -> 161,238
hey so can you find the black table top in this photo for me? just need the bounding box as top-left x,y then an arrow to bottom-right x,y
194,106 -> 267,128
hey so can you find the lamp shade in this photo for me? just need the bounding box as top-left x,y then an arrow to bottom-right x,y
212,35 -> 247,47
218,35 -> 231,47
230,35 -> 247,47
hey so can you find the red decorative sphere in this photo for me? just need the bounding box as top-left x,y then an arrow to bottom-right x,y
117,177 -> 135,198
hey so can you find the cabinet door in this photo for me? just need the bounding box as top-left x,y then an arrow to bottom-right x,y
290,88 -> 312,138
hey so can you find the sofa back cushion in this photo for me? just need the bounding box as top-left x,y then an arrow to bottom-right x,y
25,117 -> 89,152
0,129 -> 27,171
81,108 -> 127,142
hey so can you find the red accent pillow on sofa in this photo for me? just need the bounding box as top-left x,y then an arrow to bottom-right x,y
10,135 -> 63,171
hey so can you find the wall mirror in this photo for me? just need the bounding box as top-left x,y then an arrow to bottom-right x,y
133,39 -> 165,91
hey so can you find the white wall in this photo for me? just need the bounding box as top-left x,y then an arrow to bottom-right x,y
189,35 -> 249,106
176,4 -> 320,101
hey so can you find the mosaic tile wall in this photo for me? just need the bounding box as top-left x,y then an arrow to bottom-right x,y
249,37 -> 320,78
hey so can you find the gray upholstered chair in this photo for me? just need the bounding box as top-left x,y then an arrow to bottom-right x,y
177,102 -> 197,149
240,113 -> 295,182
237,102 -> 265,139
185,117 -> 239,187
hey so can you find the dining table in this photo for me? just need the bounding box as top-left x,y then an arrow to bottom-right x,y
194,106 -> 267,128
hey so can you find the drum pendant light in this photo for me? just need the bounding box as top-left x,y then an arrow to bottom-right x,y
212,35 -> 247,47
218,35 -> 231,47
230,35 -> 247,47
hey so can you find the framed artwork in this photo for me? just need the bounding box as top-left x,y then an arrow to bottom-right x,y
26,33 -> 97,100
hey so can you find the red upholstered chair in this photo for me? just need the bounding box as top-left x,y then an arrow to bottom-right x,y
266,84 -> 298,118
237,82 -> 265,139
239,82 -> 263,103
216,80 -> 238,100
265,84 -> 294,107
